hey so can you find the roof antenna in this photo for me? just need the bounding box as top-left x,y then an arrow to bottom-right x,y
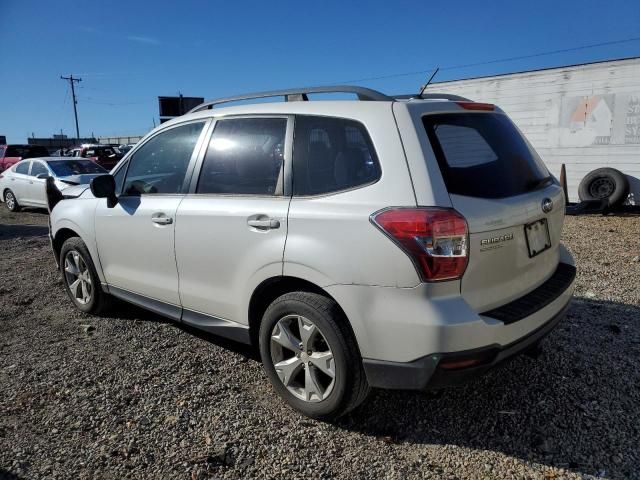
418,67 -> 440,97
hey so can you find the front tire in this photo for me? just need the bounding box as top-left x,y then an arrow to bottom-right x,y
259,292 -> 370,420
60,237 -> 111,314
4,189 -> 20,212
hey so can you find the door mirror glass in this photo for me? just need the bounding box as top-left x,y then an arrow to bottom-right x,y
90,174 -> 118,207
36,173 -> 50,179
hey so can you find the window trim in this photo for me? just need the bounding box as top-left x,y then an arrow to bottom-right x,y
187,114 -> 294,198
116,118 -> 212,197
291,114 -> 382,198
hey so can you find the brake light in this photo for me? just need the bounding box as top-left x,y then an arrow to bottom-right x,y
456,101 -> 495,111
372,208 -> 469,282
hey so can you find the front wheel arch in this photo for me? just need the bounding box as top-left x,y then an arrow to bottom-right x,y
53,228 -> 81,264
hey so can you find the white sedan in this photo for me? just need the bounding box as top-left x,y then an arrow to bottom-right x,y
0,157 -> 108,211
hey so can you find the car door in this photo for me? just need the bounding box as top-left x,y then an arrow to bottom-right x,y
8,161 -> 31,203
175,116 -> 291,328
94,120 -> 209,315
26,160 -> 49,206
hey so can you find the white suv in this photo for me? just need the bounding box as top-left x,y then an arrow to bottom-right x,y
47,86 -> 575,420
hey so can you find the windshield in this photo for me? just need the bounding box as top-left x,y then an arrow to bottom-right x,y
5,145 -> 49,158
47,160 -> 107,176
423,112 -> 550,199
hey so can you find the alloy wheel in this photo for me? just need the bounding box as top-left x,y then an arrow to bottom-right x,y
63,250 -> 92,305
5,192 -> 15,210
270,314 -> 336,402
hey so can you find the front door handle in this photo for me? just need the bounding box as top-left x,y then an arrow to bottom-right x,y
247,218 -> 280,229
151,214 -> 173,225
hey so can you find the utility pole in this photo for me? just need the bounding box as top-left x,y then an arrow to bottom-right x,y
60,75 -> 82,139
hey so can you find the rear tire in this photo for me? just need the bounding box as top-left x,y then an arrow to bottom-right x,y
578,168 -> 629,208
60,237 -> 112,315
4,190 -> 20,212
259,292 -> 370,420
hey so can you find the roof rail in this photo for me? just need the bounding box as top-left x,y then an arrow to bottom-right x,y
394,93 -> 472,101
187,85 -> 393,113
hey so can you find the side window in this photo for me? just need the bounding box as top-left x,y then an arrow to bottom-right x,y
14,162 -> 30,175
197,117 -> 287,195
123,122 -> 205,195
292,116 -> 381,196
30,161 -> 49,177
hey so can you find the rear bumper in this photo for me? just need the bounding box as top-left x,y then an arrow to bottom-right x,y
326,246 -> 576,390
362,299 -> 569,390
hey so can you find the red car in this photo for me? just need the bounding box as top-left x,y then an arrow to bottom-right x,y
68,144 -> 123,170
0,144 -> 49,172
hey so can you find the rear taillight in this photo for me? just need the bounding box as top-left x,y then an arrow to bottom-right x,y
456,101 -> 495,111
371,208 -> 469,282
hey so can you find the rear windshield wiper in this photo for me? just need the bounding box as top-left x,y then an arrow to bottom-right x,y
527,175 -> 553,190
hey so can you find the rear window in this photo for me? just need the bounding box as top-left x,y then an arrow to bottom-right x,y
423,113 -> 550,198
5,145 -> 49,159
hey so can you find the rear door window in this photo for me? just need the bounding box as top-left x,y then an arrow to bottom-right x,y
197,117 -> 287,195
423,113 -> 550,198
292,116 -> 380,196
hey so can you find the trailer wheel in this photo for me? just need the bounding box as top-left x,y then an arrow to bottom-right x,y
578,168 -> 629,208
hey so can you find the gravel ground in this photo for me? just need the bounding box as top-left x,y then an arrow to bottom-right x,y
0,207 -> 639,480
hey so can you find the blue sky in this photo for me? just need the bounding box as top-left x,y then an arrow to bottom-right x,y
1,0 -> 639,143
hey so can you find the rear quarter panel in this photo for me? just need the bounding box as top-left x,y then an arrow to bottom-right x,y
284,104 -> 421,288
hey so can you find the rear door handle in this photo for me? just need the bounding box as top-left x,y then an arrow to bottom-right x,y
151,213 -> 173,225
247,218 -> 280,229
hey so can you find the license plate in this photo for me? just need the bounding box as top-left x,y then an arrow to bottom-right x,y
525,218 -> 551,258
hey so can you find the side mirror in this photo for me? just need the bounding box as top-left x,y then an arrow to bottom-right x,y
90,174 -> 118,208
36,173 -> 50,180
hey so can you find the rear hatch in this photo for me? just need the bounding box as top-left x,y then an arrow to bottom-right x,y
421,109 -> 564,312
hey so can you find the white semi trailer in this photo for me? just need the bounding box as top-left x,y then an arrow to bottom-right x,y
435,56 -> 640,205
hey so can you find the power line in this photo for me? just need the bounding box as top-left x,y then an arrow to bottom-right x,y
60,75 -> 82,138
337,35 -> 640,84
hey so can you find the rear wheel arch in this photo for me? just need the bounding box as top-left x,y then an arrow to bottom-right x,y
248,276 -> 359,351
